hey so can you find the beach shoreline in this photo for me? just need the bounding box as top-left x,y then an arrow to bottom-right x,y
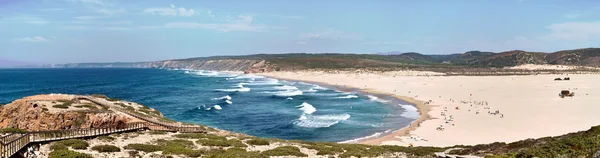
260,70 -> 600,147
258,73 -> 432,145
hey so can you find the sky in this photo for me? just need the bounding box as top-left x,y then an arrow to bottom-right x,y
1,0 -> 600,65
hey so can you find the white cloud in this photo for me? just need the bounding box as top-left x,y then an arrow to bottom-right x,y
178,7 -> 196,17
96,9 -> 126,15
144,4 -> 196,17
147,15 -> 284,32
144,7 -> 177,16
298,41 -> 307,45
207,10 -> 215,18
542,21 -> 600,41
75,16 -> 105,20
17,36 -> 49,42
300,29 -> 361,40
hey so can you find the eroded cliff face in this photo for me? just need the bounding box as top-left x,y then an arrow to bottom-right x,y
35,59 -> 271,73
0,95 -> 130,131
148,59 -> 265,71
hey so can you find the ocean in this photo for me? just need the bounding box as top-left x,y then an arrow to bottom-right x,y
0,68 -> 417,142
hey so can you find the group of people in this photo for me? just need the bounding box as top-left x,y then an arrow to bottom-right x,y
435,98 -> 505,131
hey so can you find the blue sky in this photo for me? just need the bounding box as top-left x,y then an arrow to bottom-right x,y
1,0 -> 600,65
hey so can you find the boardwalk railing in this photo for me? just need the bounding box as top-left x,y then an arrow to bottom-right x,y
78,96 -> 204,133
0,96 -> 206,158
0,122 -> 146,158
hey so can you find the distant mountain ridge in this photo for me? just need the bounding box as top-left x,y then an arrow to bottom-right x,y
378,48 -> 600,67
25,48 -> 600,72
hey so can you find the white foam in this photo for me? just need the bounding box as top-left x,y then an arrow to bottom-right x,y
225,100 -> 233,105
273,85 -> 299,91
234,74 -> 265,79
213,105 -> 222,110
399,104 -> 419,119
262,90 -> 303,97
293,113 -> 351,128
215,87 -> 250,92
296,102 -> 316,114
312,85 -> 328,90
367,95 -> 389,103
286,97 -> 294,100
199,71 -> 219,76
339,129 -> 392,143
304,88 -> 318,93
212,95 -> 232,100
247,78 -> 280,85
336,95 -> 358,99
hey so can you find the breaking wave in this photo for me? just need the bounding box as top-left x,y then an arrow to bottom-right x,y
399,104 -> 419,119
367,95 -> 389,103
215,87 -> 250,92
336,95 -> 358,99
212,95 -> 232,100
273,85 -> 299,91
296,102 -> 316,114
293,113 -> 351,128
261,90 -> 303,97
339,129 -> 392,143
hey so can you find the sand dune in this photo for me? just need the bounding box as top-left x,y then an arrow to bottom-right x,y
261,71 -> 600,147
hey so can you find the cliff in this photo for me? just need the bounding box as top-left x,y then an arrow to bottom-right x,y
0,94 -> 153,131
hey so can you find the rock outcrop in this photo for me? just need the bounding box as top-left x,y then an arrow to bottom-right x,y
0,95 -> 131,131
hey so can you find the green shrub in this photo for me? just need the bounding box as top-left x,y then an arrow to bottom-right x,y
303,143 -> 344,155
246,139 -> 270,146
91,94 -> 108,99
107,98 -> 121,101
125,106 -> 135,111
53,104 -> 70,109
50,143 -> 68,151
160,117 -> 176,123
174,133 -> 226,140
98,136 -> 115,142
0,128 -> 28,133
124,144 -> 162,152
203,148 -> 266,158
149,131 -> 168,135
80,104 -> 97,109
56,139 -> 89,150
162,146 -> 203,157
91,145 -> 121,152
197,139 -> 247,147
155,139 -> 195,148
49,149 -> 93,158
262,146 -> 308,157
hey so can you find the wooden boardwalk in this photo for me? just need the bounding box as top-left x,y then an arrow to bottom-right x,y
0,96 -> 206,158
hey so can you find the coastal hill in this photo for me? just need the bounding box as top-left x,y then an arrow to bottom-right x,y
24,48 -> 600,73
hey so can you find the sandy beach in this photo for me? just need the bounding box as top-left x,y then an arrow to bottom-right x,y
260,70 -> 600,147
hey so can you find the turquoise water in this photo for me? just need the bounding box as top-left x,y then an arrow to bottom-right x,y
0,68 -> 416,142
